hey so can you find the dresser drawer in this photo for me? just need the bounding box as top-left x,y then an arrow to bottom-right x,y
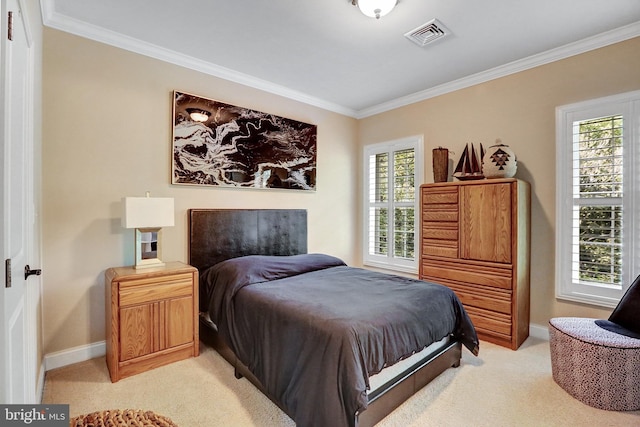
422,259 -> 512,290
422,186 -> 457,214
422,186 -> 458,204
422,222 -> 458,240
119,278 -> 193,306
422,220 -> 458,257
422,210 -> 458,222
422,243 -> 458,258
464,305 -> 512,337
435,279 -> 512,314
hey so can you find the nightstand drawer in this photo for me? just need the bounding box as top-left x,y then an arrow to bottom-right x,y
119,272 -> 194,289
120,280 -> 192,306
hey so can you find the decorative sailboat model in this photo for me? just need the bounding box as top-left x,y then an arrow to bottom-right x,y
453,143 -> 485,180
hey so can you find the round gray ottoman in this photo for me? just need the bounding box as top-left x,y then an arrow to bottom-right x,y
548,317 -> 640,411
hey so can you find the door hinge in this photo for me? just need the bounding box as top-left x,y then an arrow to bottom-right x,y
7,11 -> 13,41
5,259 -> 11,288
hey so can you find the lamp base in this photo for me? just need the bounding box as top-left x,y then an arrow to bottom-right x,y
134,227 -> 166,269
134,259 -> 166,270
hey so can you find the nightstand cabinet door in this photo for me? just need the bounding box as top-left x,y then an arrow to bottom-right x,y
120,304 -> 153,361
165,296 -> 194,348
105,262 -> 199,382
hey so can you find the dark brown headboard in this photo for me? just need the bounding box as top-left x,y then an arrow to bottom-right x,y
188,209 -> 308,273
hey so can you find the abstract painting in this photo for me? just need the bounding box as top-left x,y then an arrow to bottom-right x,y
172,91 -> 317,190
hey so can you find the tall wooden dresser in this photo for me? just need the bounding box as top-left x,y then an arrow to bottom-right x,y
419,178 -> 530,349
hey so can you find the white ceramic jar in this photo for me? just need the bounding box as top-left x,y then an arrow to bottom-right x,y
482,140 -> 517,178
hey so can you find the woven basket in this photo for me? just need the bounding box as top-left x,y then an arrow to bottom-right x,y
70,409 -> 178,427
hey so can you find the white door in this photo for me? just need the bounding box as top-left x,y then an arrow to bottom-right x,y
0,0 -> 38,404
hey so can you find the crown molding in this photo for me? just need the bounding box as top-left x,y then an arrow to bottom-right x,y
40,3 -> 359,118
41,1 -> 640,120
356,21 -> 640,118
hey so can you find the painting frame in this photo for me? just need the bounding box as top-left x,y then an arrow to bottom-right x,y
171,90 -> 317,191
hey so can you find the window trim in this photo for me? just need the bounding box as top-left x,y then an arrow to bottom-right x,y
362,135 -> 424,274
555,90 -> 640,308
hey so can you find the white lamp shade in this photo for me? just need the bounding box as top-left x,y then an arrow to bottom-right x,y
358,0 -> 397,18
122,197 -> 175,229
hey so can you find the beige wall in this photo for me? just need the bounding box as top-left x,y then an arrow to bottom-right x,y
42,29 -> 358,354
42,26 -> 640,355
358,37 -> 640,328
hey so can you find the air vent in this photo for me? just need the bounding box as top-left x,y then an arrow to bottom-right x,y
404,19 -> 450,47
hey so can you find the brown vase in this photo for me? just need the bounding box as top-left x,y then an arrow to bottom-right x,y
432,147 -> 448,182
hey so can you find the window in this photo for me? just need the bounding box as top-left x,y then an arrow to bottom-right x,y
556,90 -> 640,307
363,136 -> 423,273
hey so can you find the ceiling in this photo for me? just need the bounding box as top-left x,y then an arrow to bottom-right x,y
42,1 -> 640,118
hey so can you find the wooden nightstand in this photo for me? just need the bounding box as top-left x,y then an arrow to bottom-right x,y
105,261 -> 199,382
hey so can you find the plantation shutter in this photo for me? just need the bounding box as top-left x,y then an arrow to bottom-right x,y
571,115 -> 623,288
556,90 -> 640,307
364,136 -> 422,273
392,148 -> 415,260
368,152 -> 389,256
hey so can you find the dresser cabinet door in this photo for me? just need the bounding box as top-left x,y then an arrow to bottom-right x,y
459,183 -> 512,264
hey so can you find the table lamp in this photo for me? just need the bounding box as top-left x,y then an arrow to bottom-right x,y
122,192 -> 174,269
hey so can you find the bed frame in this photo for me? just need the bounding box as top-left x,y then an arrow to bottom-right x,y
188,208 -> 462,427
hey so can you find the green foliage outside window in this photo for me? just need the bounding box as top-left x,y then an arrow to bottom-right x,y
372,149 -> 415,260
576,116 -> 623,287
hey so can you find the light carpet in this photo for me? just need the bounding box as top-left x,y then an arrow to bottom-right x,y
42,337 -> 640,426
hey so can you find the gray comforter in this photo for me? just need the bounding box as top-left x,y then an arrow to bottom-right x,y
201,254 -> 479,427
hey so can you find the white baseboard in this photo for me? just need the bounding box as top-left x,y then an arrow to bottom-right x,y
529,322 -> 550,341
44,341 -> 106,371
37,362 -> 45,403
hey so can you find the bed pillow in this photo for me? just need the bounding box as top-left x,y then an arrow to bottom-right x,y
199,253 -> 346,314
216,253 -> 346,285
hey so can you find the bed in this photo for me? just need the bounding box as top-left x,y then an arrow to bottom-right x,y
189,208 -> 479,427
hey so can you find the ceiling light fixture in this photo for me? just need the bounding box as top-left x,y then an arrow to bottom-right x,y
352,0 -> 397,20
